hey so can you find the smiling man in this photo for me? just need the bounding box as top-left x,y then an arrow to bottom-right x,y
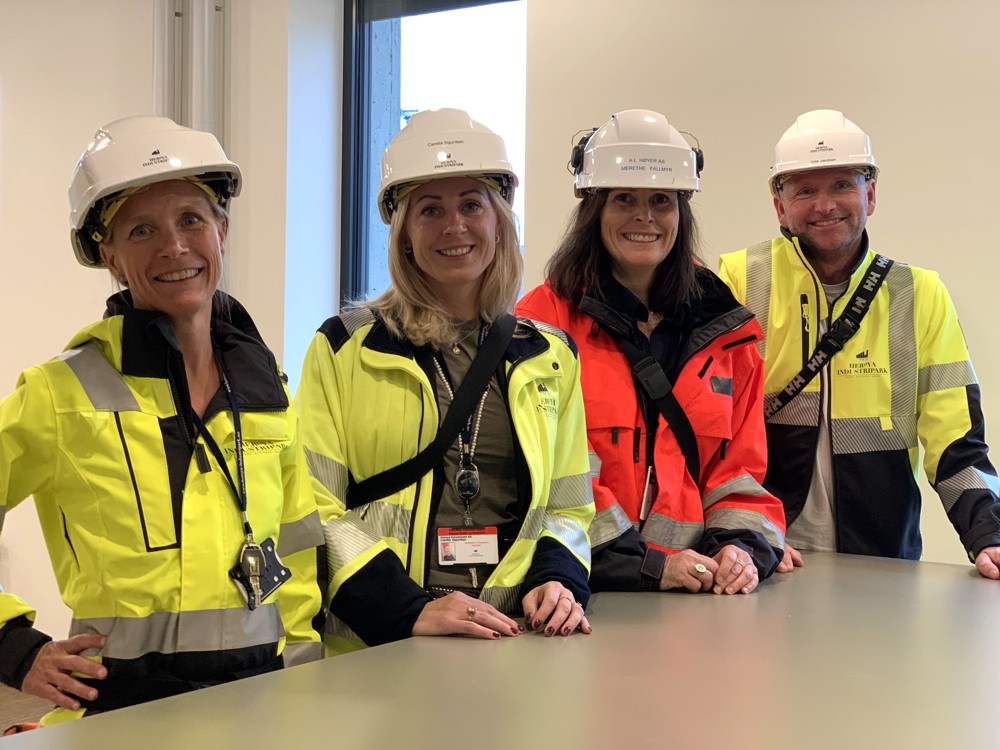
719,109 -> 1000,577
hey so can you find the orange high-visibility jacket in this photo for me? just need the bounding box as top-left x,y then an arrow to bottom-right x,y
517,275 -> 785,588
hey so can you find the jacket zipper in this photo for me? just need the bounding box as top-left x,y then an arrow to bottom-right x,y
799,293 -> 810,367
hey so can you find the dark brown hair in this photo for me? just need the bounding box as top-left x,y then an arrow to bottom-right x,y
545,189 -> 702,312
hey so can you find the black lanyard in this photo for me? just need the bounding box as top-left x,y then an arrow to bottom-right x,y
190,354 -> 255,539
764,253 -> 894,419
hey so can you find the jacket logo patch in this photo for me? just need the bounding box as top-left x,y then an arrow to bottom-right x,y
536,391 -> 558,418
710,376 -> 733,396
224,440 -> 290,456
837,357 -> 888,378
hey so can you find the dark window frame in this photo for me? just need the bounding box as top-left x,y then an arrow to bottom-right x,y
339,0 -> 516,304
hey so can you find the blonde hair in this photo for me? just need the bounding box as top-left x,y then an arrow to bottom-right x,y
365,183 -> 522,348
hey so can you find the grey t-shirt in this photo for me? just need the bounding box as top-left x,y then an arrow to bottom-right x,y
786,280 -> 849,552
424,320 -> 518,595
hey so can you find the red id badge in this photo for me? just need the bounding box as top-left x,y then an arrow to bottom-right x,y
437,526 -> 499,566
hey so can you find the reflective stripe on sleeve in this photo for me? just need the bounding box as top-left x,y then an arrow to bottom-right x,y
516,507 -> 545,543
70,605 -> 284,660
588,450 -> 602,479
543,513 -> 591,562
357,501 -> 411,545
936,466 -> 1000,513
56,344 -> 140,412
588,502 -> 633,547
704,507 -> 785,550
304,448 -> 349,500
641,513 -> 703,551
277,509 -> 324,558
547,471 -> 592,510
701,474 -> 769,511
918,360 -> 977,395
323,515 -> 384,573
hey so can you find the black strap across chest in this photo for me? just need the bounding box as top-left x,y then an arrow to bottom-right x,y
764,254 -> 894,419
346,313 -> 517,509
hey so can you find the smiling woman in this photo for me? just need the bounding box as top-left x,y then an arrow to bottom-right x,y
517,109 -> 787,596
100,181 -> 226,323
403,176 -> 499,320
0,115 -> 326,724
296,108 -> 596,656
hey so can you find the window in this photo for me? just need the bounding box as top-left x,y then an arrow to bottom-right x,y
341,0 -> 526,303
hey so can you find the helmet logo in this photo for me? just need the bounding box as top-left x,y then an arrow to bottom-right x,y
142,149 -> 171,168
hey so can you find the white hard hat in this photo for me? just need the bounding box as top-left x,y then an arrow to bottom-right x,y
377,108 -> 518,224
569,109 -> 702,198
770,109 -> 878,195
68,115 -> 242,268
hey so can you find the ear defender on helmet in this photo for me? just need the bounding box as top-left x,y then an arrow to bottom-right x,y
568,129 -> 598,175
570,111 -> 702,197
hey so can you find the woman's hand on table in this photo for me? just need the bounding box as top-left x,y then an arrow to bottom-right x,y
412,591 -> 522,639
522,581 -> 591,636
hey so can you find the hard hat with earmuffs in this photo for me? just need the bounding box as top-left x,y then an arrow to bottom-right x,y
68,115 -> 242,269
568,109 -> 703,198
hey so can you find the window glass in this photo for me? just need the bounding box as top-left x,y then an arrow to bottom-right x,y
349,0 -> 526,301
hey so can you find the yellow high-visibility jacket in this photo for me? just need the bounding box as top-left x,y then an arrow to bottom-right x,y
719,233 -> 1000,558
0,293 -> 325,717
296,309 -> 594,655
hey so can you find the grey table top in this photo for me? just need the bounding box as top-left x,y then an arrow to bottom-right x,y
7,553 -> 1000,749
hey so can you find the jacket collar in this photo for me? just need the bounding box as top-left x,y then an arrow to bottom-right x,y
579,270 -> 746,348
781,226 -> 871,277
102,290 -> 287,411
360,312 -> 550,366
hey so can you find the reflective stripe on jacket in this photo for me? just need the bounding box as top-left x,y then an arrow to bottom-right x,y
719,234 -> 1000,558
296,309 -> 593,655
0,294 -> 325,705
516,279 -> 785,562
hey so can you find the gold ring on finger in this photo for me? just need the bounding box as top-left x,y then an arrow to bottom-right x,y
694,563 -> 707,574
466,606 -> 477,620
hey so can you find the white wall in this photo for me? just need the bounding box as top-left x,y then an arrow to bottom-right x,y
524,0 -> 1000,565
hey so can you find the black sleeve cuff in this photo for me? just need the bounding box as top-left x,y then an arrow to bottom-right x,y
329,549 -> 433,646
589,527 -> 664,592
639,548 -> 667,591
0,618 -> 52,689
948,489 -> 1000,558
522,537 -> 591,608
